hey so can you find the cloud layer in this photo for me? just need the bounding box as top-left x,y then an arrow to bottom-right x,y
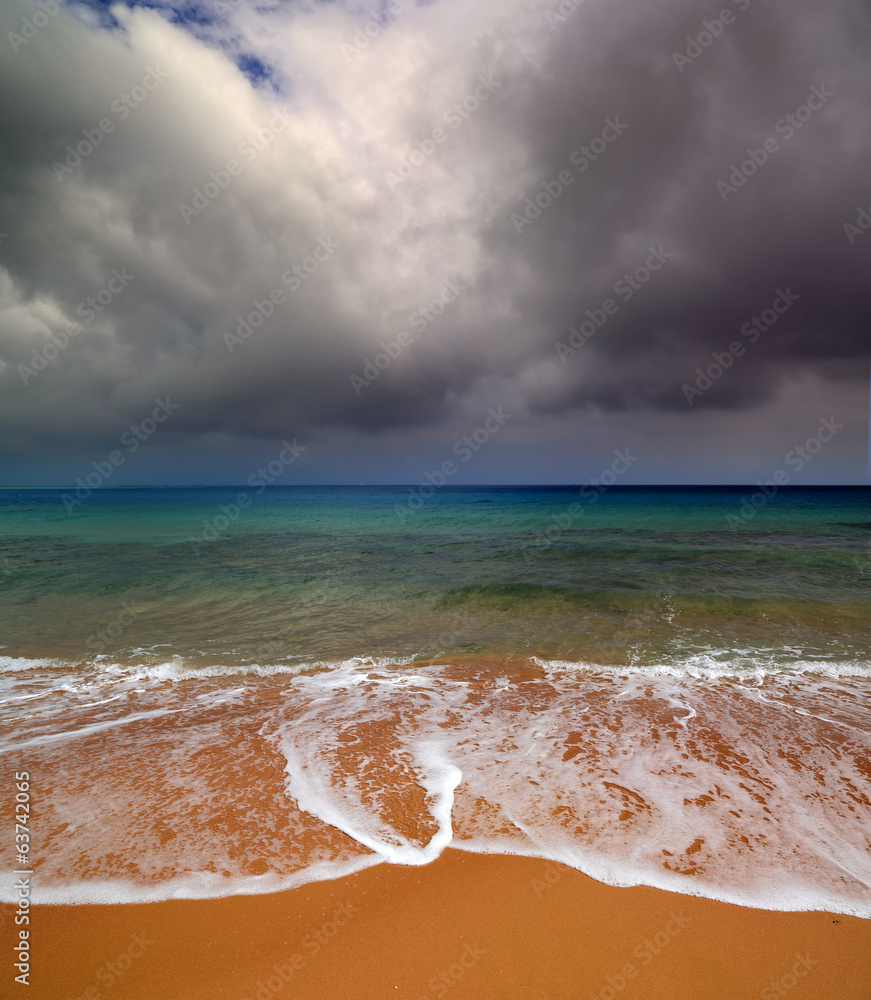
1,0 -> 869,483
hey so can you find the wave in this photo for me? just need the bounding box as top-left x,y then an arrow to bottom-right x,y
2,647 -> 870,680
1,655 -> 869,916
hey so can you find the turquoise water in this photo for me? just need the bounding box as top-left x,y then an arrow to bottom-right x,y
2,486 -> 870,669
3,486 -> 871,914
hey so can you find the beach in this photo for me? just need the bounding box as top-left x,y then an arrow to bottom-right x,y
18,850 -> 871,999
3,0 -> 870,987
1,486 -> 870,996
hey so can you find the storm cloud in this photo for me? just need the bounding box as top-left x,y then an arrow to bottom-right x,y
1,0 -> 869,483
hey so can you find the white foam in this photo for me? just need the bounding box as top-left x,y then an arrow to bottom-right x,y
1,856 -> 383,906
664,695 -> 696,728
534,653 -> 871,681
0,706 -> 185,754
0,691 -> 51,705
0,655 -> 56,672
448,840 -> 871,917
267,660 -> 871,915
271,677 -> 464,866
3,655 -> 870,916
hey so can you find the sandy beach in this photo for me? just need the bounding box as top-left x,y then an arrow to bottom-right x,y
2,0 -> 870,987
4,654 -> 871,999
14,849 -> 871,1000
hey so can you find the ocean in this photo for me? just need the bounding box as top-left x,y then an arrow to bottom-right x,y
1,485 -> 870,915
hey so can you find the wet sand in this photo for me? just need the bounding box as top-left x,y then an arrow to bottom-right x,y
13,848 -> 871,1000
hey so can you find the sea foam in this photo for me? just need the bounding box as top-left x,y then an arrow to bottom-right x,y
1,656 -> 869,915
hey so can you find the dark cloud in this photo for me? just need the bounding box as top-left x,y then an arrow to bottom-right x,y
0,0 -> 869,483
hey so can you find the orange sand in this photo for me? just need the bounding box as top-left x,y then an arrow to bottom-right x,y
8,849 -> 871,1000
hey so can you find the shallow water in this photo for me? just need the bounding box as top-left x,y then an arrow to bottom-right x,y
1,486 -> 870,913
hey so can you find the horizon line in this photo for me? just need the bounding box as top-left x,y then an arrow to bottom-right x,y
1,483 -> 869,490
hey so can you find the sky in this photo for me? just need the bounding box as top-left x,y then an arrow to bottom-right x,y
1,0 -> 870,486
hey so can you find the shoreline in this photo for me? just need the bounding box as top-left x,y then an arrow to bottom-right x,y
11,849 -> 871,1000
